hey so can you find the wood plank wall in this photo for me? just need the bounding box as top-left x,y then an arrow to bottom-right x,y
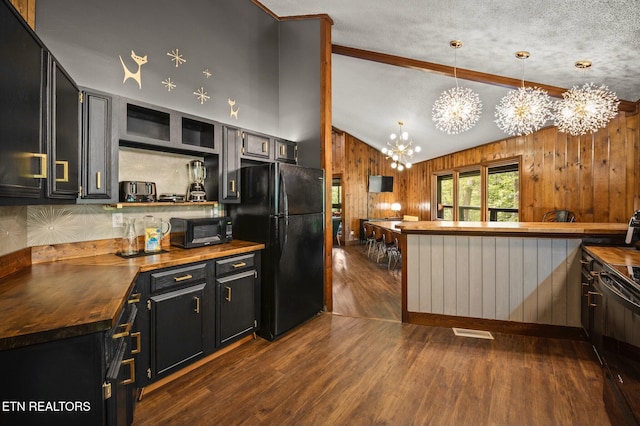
334,109 -> 639,243
9,0 -> 35,29
333,128 -> 408,244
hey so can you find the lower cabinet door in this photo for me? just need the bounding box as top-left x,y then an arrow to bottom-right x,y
151,283 -> 205,376
217,270 -> 256,346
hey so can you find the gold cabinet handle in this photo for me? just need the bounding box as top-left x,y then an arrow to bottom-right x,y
194,296 -> 201,314
131,331 -> 141,354
581,283 -> 589,297
225,286 -> 232,302
262,141 -> 268,152
18,152 -> 47,178
121,358 -> 135,385
587,291 -> 601,307
280,144 -> 286,156
174,274 -> 193,282
128,293 -> 141,304
55,160 -> 69,182
96,171 -> 101,189
232,262 -> 246,268
112,322 -> 131,339
230,179 -> 236,193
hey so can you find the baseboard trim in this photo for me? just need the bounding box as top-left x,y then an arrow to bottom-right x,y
406,311 -> 587,340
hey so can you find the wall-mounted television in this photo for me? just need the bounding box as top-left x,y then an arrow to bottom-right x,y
368,175 -> 394,193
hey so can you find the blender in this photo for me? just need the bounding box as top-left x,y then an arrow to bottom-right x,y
187,160 -> 207,202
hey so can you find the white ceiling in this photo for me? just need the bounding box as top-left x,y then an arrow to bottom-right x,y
260,0 -> 640,163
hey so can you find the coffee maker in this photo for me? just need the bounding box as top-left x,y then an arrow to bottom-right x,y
187,160 -> 207,202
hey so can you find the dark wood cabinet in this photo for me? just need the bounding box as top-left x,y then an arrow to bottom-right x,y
151,283 -> 206,375
0,287 -> 141,426
79,89 -> 117,202
242,130 -> 272,160
136,261 -> 215,387
0,0 -> 79,204
215,253 -> 260,347
275,139 -> 298,163
46,55 -> 79,200
118,97 -> 219,155
134,252 -> 260,391
221,125 -> 242,203
0,0 -> 45,201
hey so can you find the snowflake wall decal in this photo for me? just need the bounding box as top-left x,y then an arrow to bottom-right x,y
162,78 -> 176,91
203,69 -> 212,78
193,87 -> 210,104
167,49 -> 186,67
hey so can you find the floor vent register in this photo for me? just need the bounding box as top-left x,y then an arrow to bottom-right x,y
452,328 -> 495,340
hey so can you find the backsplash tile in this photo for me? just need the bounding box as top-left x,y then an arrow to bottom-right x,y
119,147 -> 202,196
0,206 -> 28,255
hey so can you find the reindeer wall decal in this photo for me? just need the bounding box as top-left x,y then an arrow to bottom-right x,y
228,98 -> 239,119
119,50 -> 147,89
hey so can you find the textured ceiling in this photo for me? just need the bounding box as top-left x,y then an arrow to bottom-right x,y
259,0 -> 640,163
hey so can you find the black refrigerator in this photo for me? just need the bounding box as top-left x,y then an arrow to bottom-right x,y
228,163 -> 325,340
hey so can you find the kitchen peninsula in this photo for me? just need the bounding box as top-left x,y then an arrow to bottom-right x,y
393,221 -> 628,335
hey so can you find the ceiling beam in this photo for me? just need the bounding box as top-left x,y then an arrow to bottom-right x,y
333,44 -> 636,113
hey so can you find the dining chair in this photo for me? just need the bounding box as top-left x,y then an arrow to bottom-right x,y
542,210 -> 575,222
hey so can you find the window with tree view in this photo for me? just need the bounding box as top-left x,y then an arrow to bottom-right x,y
487,164 -> 519,222
436,174 -> 453,220
434,160 -> 519,222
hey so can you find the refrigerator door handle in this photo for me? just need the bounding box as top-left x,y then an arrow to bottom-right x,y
279,168 -> 288,216
280,215 -> 288,253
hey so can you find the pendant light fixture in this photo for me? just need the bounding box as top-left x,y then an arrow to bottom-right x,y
381,121 -> 421,171
432,40 -> 482,135
494,51 -> 553,136
554,61 -> 620,136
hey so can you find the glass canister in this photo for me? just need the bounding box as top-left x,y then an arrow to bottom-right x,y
143,215 -> 171,253
121,217 -> 138,256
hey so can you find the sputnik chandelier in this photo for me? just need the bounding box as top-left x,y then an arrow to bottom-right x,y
554,61 -> 619,136
381,121 -> 421,171
495,51 -> 553,136
432,40 -> 482,134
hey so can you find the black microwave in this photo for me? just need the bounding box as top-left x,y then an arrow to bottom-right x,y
169,217 -> 232,248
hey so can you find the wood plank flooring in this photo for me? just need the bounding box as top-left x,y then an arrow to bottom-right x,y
332,245 -> 401,321
132,244 -> 611,426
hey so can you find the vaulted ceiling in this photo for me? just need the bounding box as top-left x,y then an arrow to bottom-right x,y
259,0 -> 640,163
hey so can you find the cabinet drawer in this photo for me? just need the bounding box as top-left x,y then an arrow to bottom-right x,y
215,253 -> 255,277
151,263 -> 207,293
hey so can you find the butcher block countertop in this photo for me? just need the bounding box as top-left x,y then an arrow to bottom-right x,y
0,240 -> 264,351
583,245 -> 640,266
394,221 -> 628,237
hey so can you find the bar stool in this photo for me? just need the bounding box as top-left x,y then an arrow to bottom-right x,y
363,222 -> 376,257
380,229 -> 396,268
372,225 -> 385,262
388,236 -> 401,269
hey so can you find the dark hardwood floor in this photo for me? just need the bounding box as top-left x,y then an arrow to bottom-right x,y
332,244 -> 401,322
132,244 -> 611,426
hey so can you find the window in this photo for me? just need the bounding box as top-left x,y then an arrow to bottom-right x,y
433,160 -> 519,222
458,170 -> 481,221
331,178 -> 342,217
436,174 -> 453,219
487,164 -> 519,222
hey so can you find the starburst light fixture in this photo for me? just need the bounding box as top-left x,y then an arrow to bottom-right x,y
432,40 -> 482,134
554,61 -> 620,136
381,121 -> 421,171
495,51 -> 553,136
